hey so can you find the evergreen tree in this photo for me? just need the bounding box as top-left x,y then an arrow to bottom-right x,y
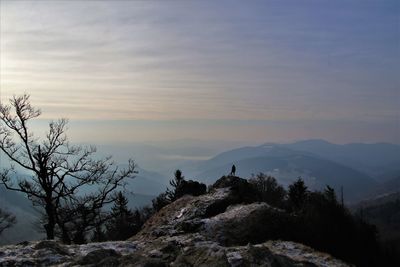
324,185 -> 337,204
288,178 -> 308,211
106,192 -> 138,240
152,192 -> 170,211
167,170 -> 185,201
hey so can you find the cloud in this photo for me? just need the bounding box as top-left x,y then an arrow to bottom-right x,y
0,0 -> 398,142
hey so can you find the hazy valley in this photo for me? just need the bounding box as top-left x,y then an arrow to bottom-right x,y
2,139 -> 399,247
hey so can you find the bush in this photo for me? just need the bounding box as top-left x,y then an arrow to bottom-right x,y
249,173 -> 286,207
167,170 -> 206,202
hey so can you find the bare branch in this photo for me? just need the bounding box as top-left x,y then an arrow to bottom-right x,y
1,94 -> 137,241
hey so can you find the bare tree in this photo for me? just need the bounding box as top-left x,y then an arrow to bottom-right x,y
0,208 -> 16,235
0,94 -> 136,240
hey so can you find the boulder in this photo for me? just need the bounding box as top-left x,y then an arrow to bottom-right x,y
211,175 -> 258,204
202,203 -> 294,246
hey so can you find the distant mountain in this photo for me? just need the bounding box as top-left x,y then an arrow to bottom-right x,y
380,175 -> 400,193
197,145 -> 307,171
125,167 -> 169,196
362,175 -> 400,200
282,140 -> 400,178
178,140 -> 400,202
0,187 -> 43,245
182,145 -> 308,176
193,153 -> 377,202
124,193 -> 155,209
376,169 -> 400,183
354,191 -> 400,209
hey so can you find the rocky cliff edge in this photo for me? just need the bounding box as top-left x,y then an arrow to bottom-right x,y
0,176 -> 351,267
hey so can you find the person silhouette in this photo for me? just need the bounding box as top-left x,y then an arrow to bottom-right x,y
230,164 -> 236,176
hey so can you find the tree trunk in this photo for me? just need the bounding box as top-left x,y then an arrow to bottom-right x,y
61,225 -> 71,244
45,200 -> 55,240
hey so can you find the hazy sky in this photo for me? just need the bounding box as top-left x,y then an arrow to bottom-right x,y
1,0 -> 399,144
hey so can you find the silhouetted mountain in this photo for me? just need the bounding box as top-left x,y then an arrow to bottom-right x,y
362,175 -> 400,200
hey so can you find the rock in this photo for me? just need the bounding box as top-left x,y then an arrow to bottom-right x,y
211,175 -> 258,204
17,241 -> 30,247
202,203 -> 294,246
118,253 -> 168,267
75,248 -> 121,265
212,175 -> 248,189
226,245 -> 304,267
0,176 -> 351,266
34,240 -> 70,255
0,240 -> 70,266
173,243 -> 230,267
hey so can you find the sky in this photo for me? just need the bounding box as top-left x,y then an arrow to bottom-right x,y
0,0 -> 399,144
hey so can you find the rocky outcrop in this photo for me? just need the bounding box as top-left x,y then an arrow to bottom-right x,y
0,176 -> 351,267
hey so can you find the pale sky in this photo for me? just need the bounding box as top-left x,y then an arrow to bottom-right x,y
0,0 -> 399,144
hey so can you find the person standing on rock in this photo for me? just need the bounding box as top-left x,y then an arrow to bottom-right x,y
230,164 -> 236,176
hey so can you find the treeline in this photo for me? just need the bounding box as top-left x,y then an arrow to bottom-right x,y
248,173 -> 400,267
356,196 -> 400,266
90,192 -> 150,242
